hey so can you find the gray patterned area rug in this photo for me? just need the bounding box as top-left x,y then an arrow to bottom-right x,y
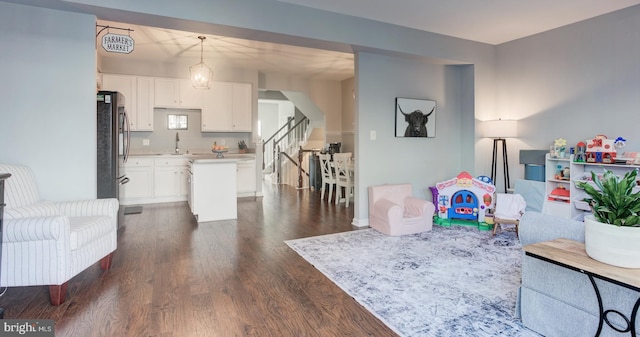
285,225 -> 542,337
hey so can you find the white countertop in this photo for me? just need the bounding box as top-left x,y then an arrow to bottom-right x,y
129,153 -> 255,162
191,157 -> 245,164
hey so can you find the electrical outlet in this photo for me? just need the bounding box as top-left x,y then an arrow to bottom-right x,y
221,139 -> 226,145
370,130 -> 377,141
143,139 -> 150,146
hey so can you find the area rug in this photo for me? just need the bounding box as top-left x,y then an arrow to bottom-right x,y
285,225 -> 541,337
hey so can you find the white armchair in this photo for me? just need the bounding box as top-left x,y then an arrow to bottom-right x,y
368,184 -> 436,236
0,163 -> 118,305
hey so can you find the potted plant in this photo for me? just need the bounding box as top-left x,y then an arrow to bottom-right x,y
577,168 -> 640,268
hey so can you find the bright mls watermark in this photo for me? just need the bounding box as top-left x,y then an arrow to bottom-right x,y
0,320 -> 54,337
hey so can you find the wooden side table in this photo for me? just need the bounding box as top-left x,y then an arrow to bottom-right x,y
0,172 -> 10,319
524,238 -> 640,337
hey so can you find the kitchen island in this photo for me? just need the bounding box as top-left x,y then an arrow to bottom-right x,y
188,157 -> 238,222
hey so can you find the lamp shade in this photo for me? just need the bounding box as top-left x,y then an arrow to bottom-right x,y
190,62 -> 213,89
483,119 -> 518,138
190,36 -> 213,89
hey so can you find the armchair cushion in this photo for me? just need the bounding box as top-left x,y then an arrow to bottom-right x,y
69,216 -> 114,250
404,197 -> 430,218
371,199 -> 403,226
3,216 -> 69,243
4,201 -> 59,220
55,199 -> 119,218
2,163 -> 41,209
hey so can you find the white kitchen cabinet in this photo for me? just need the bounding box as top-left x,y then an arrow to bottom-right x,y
181,167 -> 190,197
231,82 -> 252,131
135,77 -> 154,131
201,81 -> 252,132
123,155 -> 253,207
102,74 -> 154,131
153,157 -> 189,201
154,78 -> 202,109
102,74 -> 136,126
237,159 -> 257,197
119,158 -> 154,204
154,166 -> 181,198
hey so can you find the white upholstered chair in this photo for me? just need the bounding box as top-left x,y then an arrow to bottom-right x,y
318,154 -> 336,202
0,163 -> 118,305
368,184 -> 435,236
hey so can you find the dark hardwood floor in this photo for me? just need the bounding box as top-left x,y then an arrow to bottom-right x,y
0,183 -> 398,337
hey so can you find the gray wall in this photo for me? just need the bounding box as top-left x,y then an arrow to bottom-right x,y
495,6 -> 640,171
341,77 -> 355,154
0,2 -> 96,200
355,52 -> 472,220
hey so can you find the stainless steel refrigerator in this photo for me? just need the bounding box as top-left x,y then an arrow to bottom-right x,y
96,91 -> 130,201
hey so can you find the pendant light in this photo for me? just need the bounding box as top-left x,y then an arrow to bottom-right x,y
190,36 -> 213,89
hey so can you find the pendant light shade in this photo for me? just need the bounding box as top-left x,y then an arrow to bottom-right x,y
190,36 -> 213,89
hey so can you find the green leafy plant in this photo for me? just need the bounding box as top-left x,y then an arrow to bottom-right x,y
577,169 -> 640,227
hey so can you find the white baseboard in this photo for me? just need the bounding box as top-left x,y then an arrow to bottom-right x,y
352,217 -> 369,227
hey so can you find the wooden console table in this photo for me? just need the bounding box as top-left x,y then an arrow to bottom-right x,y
524,238 -> 640,337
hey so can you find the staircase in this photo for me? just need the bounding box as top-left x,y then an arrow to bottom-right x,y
262,116 -> 308,174
260,90 -> 327,188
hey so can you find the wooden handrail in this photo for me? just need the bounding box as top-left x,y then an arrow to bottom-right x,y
263,116 -> 308,172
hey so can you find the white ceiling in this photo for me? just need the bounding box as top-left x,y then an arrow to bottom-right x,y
277,0 -> 640,45
97,19 -> 356,81
97,1 -> 640,81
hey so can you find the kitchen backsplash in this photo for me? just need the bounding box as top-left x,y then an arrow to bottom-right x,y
129,108 -> 252,154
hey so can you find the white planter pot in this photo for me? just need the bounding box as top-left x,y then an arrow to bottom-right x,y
584,215 -> 640,269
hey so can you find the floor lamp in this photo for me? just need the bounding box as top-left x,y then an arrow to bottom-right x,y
484,119 -> 518,193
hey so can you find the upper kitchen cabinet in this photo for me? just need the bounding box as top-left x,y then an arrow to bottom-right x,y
102,73 -> 135,122
135,77 -> 154,131
154,78 -> 202,109
102,74 -> 154,131
202,81 -> 252,132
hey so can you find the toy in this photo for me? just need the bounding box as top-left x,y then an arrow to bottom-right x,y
554,164 -> 570,180
574,141 -> 587,162
549,185 -> 570,203
435,171 -> 495,224
585,135 -> 617,164
551,138 -> 568,158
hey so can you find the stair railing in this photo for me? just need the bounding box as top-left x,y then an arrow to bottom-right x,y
263,116 -> 309,173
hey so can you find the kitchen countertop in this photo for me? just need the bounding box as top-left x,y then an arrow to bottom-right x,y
129,153 -> 255,161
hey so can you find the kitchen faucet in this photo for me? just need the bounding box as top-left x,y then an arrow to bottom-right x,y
175,132 -> 180,154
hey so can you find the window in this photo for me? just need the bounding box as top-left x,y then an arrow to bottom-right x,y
168,114 -> 188,130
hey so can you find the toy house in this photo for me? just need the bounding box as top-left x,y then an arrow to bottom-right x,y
585,135 -> 617,163
435,171 -> 495,225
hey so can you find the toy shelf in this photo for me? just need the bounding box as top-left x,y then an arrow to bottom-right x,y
543,153 -> 640,221
543,154 -> 573,218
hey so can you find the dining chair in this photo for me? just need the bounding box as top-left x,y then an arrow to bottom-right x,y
318,154 -> 336,202
334,153 -> 355,206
